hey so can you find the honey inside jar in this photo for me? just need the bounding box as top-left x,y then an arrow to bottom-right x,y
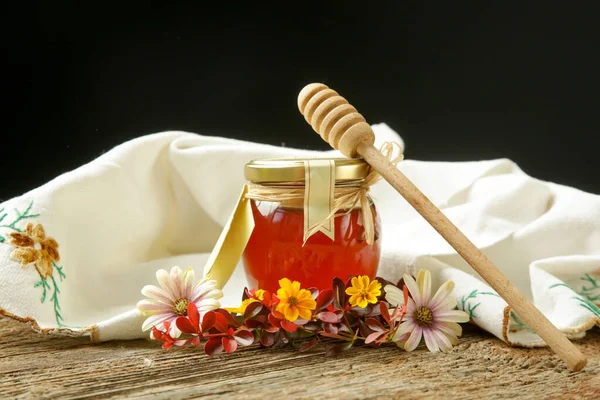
242,158 -> 382,292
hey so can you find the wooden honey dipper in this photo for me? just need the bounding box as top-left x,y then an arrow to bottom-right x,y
298,83 -> 587,372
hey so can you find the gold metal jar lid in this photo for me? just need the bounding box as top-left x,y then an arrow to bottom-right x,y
244,157 -> 369,183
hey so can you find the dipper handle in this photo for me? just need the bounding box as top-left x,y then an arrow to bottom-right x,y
297,82 -> 587,372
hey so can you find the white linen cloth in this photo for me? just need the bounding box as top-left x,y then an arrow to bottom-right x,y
0,124 -> 598,345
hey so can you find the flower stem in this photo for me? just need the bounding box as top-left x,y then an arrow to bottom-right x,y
0,208 -> 6,242
0,201 -> 40,232
34,277 -> 51,303
51,275 -> 64,327
352,327 -> 360,343
53,262 -> 66,281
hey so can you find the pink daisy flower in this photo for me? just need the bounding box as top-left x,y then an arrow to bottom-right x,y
137,266 -> 222,337
386,269 -> 469,352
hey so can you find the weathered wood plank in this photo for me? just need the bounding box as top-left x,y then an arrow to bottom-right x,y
0,316 -> 598,399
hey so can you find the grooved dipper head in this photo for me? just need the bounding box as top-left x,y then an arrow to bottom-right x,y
297,83 -> 375,157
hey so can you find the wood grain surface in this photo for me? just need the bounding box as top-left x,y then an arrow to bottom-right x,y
0,316 -> 598,399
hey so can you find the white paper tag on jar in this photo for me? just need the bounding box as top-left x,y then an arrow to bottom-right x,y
303,159 -> 336,243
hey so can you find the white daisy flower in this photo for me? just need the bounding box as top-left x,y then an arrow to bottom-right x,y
386,269 -> 469,352
137,266 -> 222,338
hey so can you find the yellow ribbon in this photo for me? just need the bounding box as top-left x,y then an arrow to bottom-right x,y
245,142 -> 404,245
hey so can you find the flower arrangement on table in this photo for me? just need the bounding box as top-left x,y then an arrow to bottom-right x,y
137,267 -> 469,355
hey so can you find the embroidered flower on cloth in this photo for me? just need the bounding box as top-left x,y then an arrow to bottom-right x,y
275,278 -> 316,322
8,222 -> 60,279
386,269 -> 469,353
346,275 -> 382,308
137,266 -> 223,337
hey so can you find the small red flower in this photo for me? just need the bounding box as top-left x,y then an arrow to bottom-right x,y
151,321 -> 188,349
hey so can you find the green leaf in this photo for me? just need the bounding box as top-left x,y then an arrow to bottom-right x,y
35,278 -> 49,303
53,263 -> 66,280
51,275 -> 64,326
467,302 -> 480,319
479,291 -> 500,297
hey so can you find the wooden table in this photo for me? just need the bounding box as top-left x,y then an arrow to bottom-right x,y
0,316 -> 598,399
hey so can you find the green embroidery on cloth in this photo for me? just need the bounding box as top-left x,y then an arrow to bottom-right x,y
0,202 -> 40,242
459,289 -> 500,319
549,282 -> 600,319
579,273 -> 600,302
509,310 -> 536,334
1,201 -> 67,327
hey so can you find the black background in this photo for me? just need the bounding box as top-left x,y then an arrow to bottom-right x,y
4,2 -> 600,200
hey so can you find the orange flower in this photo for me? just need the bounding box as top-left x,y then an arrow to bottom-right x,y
275,278 -> 316,322
8,223 -> 59,279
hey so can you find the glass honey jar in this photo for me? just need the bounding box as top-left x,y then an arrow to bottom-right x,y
242,158 -> 381,292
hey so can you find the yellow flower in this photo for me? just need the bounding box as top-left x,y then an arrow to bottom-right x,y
346,275 -> 381,308
225,298 -> 257,315
252,289 -> 265,301
225,289 -> 266,314
275,278 -> 316,322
